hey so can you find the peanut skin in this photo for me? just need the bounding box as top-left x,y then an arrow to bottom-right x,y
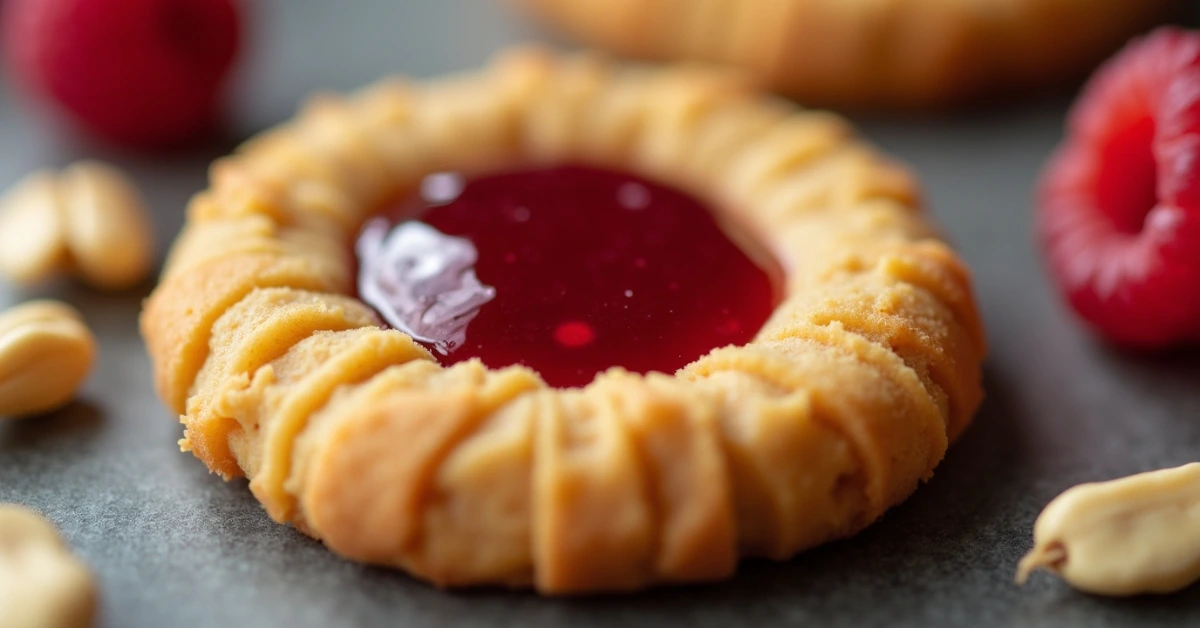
1017,463 -> 1200,596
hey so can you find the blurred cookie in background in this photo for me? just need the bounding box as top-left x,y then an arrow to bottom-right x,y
513,0 -> 1181,109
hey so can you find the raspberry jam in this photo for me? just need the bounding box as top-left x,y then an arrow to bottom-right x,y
357,165 -> 778,387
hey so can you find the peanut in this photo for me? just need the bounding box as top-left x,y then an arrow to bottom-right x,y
0,161 -> 155,290
0,505 -> 96,628
0,301 -> 96,418
1017,462 -> 1200,596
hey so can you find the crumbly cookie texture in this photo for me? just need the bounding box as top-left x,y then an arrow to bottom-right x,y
140,47 -> 987,593
516,0 -> 1177,108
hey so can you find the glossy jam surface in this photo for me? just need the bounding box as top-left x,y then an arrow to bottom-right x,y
359,165 -> 777,387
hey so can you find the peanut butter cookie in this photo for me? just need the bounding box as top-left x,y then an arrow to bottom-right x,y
141,48 -> 986,593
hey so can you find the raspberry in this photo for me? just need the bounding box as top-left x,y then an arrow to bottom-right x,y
1039,28 -> 1200,347
2,0 -> 242,149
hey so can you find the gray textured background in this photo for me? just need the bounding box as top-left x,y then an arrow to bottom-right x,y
2,2 -> 1199,626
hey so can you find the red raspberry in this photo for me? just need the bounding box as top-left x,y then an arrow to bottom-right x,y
1039,28 -> 1200,347
2,0 -> 242,149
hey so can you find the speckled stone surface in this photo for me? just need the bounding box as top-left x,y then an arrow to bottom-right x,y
1,2 -> 1199,627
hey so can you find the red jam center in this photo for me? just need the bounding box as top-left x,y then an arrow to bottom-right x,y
360,165 -> 778,387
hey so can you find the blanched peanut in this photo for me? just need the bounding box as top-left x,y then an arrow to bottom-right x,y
1017,463 -> 1200,596
0,161 -> 155,290
59,163 -> 157,290
0,173 -> 68,285
0,301 -> 96,418
0,505 -> 96,628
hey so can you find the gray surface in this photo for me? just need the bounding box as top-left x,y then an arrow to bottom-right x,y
1,2 -> 1199,626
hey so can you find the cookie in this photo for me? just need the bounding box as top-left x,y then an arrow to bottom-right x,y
140,47 -> 986,593
516,0 -> 1178,107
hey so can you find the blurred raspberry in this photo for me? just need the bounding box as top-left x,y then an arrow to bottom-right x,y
1038,27 -> 1200,347
2,0 -> 242,149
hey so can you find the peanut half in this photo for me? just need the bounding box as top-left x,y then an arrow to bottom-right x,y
0,301 -> 96,418
0,505 -> 96,628
0,161 -> 155,290
1017,463 -> 1200,596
